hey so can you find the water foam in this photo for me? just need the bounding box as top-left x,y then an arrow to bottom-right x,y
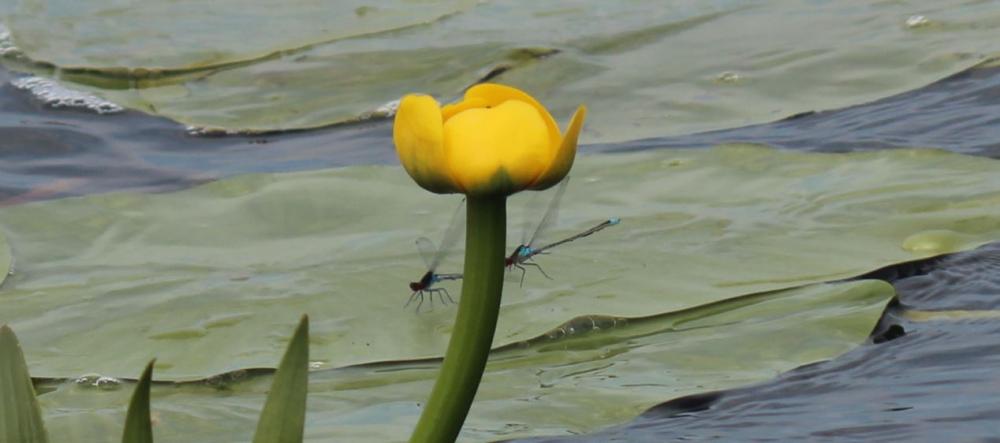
905,15 -> 931,28
74,373 -> 122,390
355,98 -> 400,121
11,76 -> 124,114
0,24 -> 21,57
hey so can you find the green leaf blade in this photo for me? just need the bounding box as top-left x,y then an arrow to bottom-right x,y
0,325 -> 49,443
252,315 -> 309,443
0,229 -> 10,288
121,359 -> 155,443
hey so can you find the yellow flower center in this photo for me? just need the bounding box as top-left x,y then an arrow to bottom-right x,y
443,100 -> 551,193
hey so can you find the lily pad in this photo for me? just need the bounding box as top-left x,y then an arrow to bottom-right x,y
91,44 -> 556,133
35,279 -> 895,442
3,0 -> 477,69
5,1 -> 1000,139
0,146 -> 998,379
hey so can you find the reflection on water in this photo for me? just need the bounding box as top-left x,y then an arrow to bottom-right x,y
520,242 -> 1000,442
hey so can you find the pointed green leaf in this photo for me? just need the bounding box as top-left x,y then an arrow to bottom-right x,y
0,325 -> 49,443
252,315 -> 309,443
0,229 -> 10,288
121,360 -> 155,443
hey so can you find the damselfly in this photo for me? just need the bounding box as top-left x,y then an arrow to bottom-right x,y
407,199 -> 465,312
505,178 -> 620,285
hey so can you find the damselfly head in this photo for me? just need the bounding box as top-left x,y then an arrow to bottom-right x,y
609,217 -> 621,225
409,281 -> 422,291
505,245 -> 526,266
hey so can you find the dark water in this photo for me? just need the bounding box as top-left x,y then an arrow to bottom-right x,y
5,60 -> 1000,441
516,243 -> 1000,442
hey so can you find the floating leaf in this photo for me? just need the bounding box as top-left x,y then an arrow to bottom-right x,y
121,360 -> 155,443
5,1 -> 998,139
252,315 -> 308,443
34,279 -> 895,441
0,325 -> 48,443
0,147 -> 997,378
3,1 -> 477,69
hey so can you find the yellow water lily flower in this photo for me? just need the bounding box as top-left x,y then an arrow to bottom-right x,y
393,83 -> 586,196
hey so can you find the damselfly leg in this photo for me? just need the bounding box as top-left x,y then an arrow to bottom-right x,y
431,287 -> 456,305
516,260 -> 552,286
404,287 -> 457,313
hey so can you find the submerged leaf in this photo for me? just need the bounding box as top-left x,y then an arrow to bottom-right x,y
252,315 -> 309,443
121,360 -> 155,443
0,325 -> 48,443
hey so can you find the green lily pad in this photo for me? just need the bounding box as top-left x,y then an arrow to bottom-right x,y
3,0 -> 477,69
0,146 -> 997,379
35,279 -> 895,442
5,1 -> 1000,139
89,44 -> 557,134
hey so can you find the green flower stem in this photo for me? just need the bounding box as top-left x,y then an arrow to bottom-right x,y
410,195 -> 507,443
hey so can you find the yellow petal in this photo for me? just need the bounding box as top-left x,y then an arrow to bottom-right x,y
444,100 -> 551,195
393,94 -> 460,193
530,105 -> 587,190
441,96 -> 488,122
464,83 -> 561,152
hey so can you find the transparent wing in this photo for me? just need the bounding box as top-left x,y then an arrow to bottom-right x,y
430,198 -> 466,270
518,189 -> 545,246
528,176 -> 570,248
415,237 -> 437,270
